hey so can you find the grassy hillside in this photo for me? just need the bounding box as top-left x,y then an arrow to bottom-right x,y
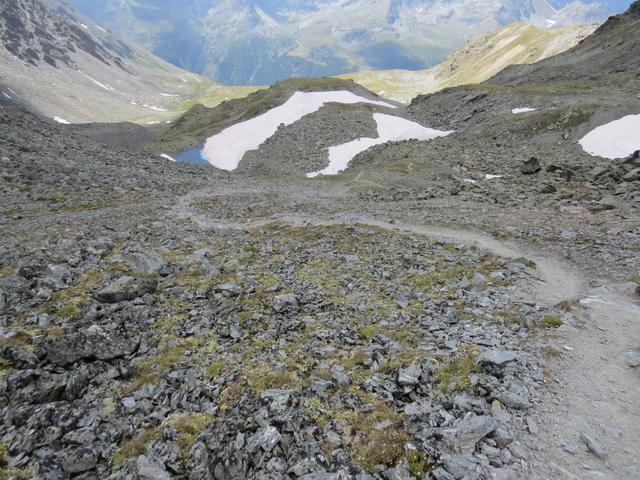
338,22 -> 598,103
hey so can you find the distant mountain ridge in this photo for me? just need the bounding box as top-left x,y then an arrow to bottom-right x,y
66,0 -> 633,85
338,21 -> 598,103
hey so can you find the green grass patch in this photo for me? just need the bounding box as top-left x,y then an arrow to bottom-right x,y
434,348 -> 480,393
166,412 -> 215,458
247,366 -> 298,393
0,441 -> 29,479
540,314 -> 564,329
206,361 -> 226,379
112,427 -> 162,465
360,324 -> 380,340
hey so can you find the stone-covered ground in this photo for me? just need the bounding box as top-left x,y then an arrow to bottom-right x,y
1,78 -> 639,479
1,214 -> 564,479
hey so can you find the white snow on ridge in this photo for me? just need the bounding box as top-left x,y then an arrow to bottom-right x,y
54,116 -> 70,124
579,114 -> 640,159
512,107 -> 536,114
160,154 -> 176,162
307,113 -> 453,177
201,91 -> 396,171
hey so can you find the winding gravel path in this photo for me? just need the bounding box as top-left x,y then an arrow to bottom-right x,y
173,185 -> 640,479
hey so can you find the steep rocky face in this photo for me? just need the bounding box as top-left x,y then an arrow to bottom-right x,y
0,0 -> 226,123
0,0 -> 130,69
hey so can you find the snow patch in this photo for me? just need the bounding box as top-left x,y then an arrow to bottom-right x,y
512,107 -> 536,114
160,93 -> 180,97
307,113 -> 453,177
54,116 -> 70,124
201,91 -> 396,170
148,106 -> 167,112
146,121 -> 161,125
80,72 -> 115,92
97,26 -> 106,32
484,174 -> 503,180
1,91 -> 11,99
160,154 -> 176,162
78,22 -> 89,29
579,114 -> 640,159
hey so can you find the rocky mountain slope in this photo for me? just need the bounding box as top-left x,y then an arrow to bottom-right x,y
152,77 -> 395,157
0,1 -> 639,480
66,0 -> 631,85
339,22 -> 598,103
0,0 -> 259,123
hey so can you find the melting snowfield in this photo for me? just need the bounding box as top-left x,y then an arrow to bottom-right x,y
307,114 -> 453,177
201,91 -> 395,170
579,114 -> 640,159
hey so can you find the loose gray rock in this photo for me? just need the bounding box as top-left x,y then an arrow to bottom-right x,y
598,195 -> 619,210
127,250 -> 169,276
0,345 -> 39,369
521,157 -> 541,174
41,326 -> 139,366
442,454 -> 481,479
432,466 -> 456,480
440,413 -> 496,454
176,248 -> 220,278
498,381 -> 531,410
94,276 -> 157,303
397,364 -> 422,386
261,389 -> 292,414
331,365 -> 351,387
137,454 -> 172,480
59,447 -> 98,474
247,426 -> 281,453
214,282 -> 242,297
478,350 -> 519,366
580,432 -> 608,460
272,293 -> 300,313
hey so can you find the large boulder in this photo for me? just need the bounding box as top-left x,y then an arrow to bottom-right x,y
41,325 -> 139,366
94,276 -> 157,303
440,413 -> 496,454
176,248 -> 220,278
127,250 -> 170,276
